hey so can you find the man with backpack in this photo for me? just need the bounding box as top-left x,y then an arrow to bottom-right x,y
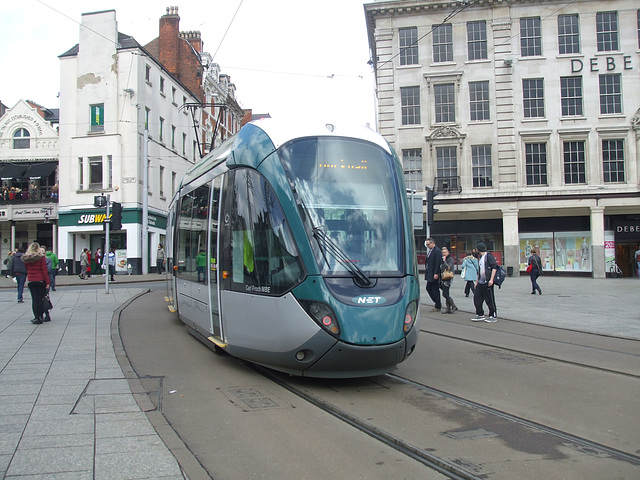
471,242 -> 498,323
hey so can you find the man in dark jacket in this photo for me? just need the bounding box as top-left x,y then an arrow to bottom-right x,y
424,237 -> 443,312
9,247 -> 28,303
471,242 -> 498,322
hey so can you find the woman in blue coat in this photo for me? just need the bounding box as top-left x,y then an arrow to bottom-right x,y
460,249 -> 480,297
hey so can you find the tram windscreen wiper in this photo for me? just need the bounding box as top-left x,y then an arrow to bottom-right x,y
312,226 -> 372,287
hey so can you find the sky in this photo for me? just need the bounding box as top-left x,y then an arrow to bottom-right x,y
0,0 -> 378,127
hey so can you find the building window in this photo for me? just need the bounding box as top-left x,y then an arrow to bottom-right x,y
520,17 -> 542,56
145,107 -> 150,130
599,74 -> 621,114
107,155 -> 112,189
402,149 -> 422,190
471,145 -> 492,187
171,125 -> 176,149
172,171 -> 176,197
637,10 -> 640,49
145,65 -> 151,83
558,14 -> 580,54
90,103 -> 104,132
13,128 -> 30,149
78,157 -> 83,189
89,156 -> 103,189
560,76 -> 583,116
467,21 -> 487,61
193,140 -> 197,161
563,141 -> 586,184
602,139 -> 624,183
525,143 -> 547,186
523,78 -> 545,118
400,86 -> 421,125
434,83 -> 455,123
159,166 -> 165,198
469,81 -> 490,121
399,27 -> 419,66
160,77 -> 165,94
172,87 -> 177,104
432,24 -> 453,63
596,11 -> 619,52
436,146 -> 458,191
182,133 -> 187,155
159,117 -> 164,143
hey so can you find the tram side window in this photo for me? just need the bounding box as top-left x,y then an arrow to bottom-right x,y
222,168 -> 304,295
177,183 -> 211,282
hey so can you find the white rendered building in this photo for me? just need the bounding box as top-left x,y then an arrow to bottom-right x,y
365,0 -> 640,278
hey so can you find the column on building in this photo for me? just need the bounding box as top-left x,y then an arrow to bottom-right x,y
502,207 -> 519,275
590,205 -> 605,279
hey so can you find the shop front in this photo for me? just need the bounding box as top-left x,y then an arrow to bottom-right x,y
57,207 -> 167,275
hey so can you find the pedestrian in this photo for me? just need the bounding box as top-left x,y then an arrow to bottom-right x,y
45,246 -> 59,291
22,242 -> 50,324
107,247 -> 116,281
156,244 -> 165,274
79,248 -> 89,279
460,249 -> 479,297
93,248 -> 103,275
424,237 -> 443,313
86,249 -> 92,278
471,242 -> 498,323
4,249 -> 14,278
635,244 -> 640,279
528,247 -> 543,295
440,247 -> 457,314
9,247 -> 28,303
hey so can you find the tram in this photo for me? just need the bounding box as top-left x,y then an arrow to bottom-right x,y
165,119 -> 420,378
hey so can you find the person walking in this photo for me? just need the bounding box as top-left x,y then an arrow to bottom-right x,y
107,247 -> 116,282
635,244 -> 640,279
22,242 -> 50,324
528,247 -> 543,295
471,242 -> 498,323
440,247 -> 457,314
4,249 -> 14,278
45,246 -> 59,291
424,237 -> 443,313
86,249 -> 92,278
460,249 -> 479,298
156,244 -> 165,274
79,248 -> 89,279
93,248 -> 103,275
9,247 -> 28,303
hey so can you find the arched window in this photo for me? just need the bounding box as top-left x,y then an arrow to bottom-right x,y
13,128 -> 30,149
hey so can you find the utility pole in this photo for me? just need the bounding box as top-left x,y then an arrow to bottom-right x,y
142,129 -> 149,274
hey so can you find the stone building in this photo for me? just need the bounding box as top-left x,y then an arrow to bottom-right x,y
365,0 -> 640,277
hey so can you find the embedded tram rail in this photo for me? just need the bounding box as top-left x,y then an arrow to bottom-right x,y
119,286 -> 640,480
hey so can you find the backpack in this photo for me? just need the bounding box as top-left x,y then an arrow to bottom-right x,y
494,264 -> 507,288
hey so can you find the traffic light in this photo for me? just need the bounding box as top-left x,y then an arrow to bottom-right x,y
111,202 -> 122,231
427,188 -> 439,226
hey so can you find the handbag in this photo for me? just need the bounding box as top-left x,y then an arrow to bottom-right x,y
526,264 -> 533,273
442,269 -> 454,280
42,295 -> 53,310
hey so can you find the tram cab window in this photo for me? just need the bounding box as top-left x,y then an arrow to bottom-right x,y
221,168 -> 304,295
279,137 -> 403,277
176,183 -> 211,282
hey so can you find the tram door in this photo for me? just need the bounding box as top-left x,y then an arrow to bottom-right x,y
209,177 -> 222,339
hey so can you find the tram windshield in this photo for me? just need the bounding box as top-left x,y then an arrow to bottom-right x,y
279,137 -> 403,277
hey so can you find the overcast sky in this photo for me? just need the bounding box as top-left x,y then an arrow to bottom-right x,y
0,0 -> 377,127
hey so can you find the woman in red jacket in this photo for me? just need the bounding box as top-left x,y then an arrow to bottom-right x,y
22,242 -> 50,324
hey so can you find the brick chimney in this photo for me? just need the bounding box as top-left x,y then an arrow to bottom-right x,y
158,6 -> 180,75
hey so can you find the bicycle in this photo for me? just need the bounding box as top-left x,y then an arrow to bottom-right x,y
610,261 -> 623,278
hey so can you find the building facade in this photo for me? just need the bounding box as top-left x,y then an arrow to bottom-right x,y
0,99 -> 59,269
365,0 -> 640,278
57,8 -> 245,275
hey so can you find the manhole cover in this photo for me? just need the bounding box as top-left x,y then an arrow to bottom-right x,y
219,386 -> 287,411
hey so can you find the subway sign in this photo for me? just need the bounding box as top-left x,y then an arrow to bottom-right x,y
78,213 -> 111,224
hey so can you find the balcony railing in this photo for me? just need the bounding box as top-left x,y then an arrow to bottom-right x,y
433,176 -> 462,194
0,187 -> 59,204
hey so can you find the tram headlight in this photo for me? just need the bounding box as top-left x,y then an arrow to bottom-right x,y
403,301 -> 418,335
299,300 -> 340,338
